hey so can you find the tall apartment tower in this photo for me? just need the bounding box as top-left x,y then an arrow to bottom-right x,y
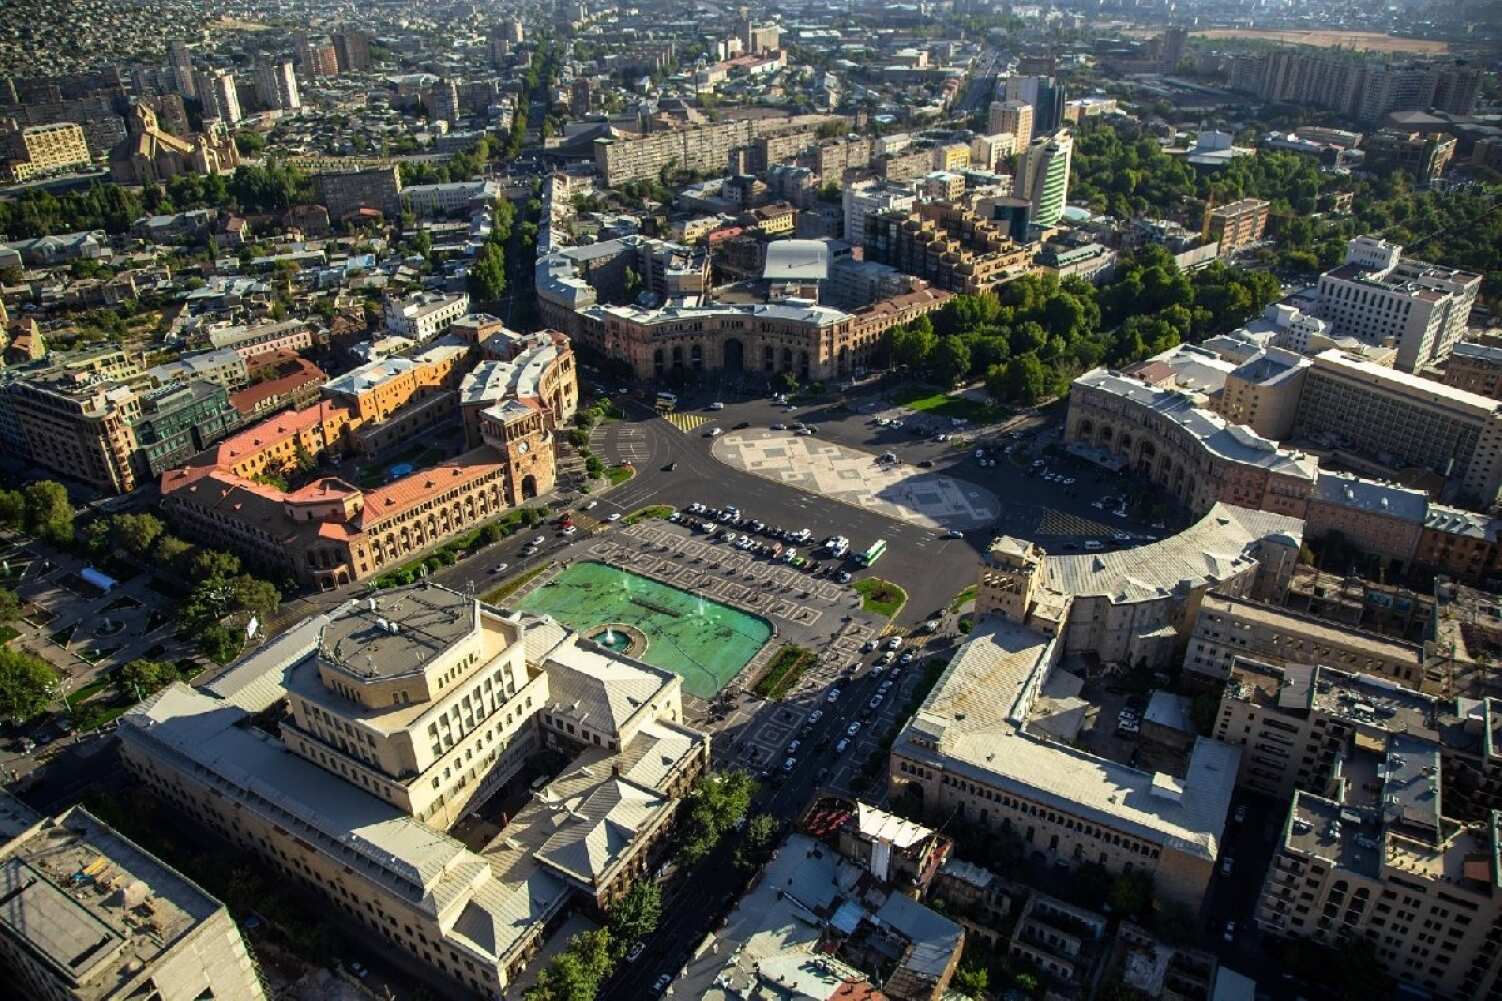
1017,131 -> 1072,228
1159,26 -> 1188,71
195,69 -> 242,125
1005,75 -> 1064,133
254,60 -> 301,112
501,16 -> 525,43
332,29 -> 372,73
987,99 -> 1033,150
168,39 -> 196,100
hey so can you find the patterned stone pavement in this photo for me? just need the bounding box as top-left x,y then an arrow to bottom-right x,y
712,430 -> 999,531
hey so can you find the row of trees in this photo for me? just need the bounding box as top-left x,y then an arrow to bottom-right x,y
0,162 -> 319,240
882,248 -> 1281,405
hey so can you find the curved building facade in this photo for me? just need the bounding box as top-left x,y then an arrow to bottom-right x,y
1065,368 -> 1318,519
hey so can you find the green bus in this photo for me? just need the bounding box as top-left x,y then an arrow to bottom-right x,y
858,539 -> 888,566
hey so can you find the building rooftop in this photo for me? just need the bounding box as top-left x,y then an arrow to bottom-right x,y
0,805 -> 225,1001
1044,503 -> 1304,606
895,614 -> 1239,861
1203,592 -> 1424,666
1310,350 -> 1500,420
318,585 -> 478,682
1313,471 -> 1429,523
762,239 -> 830,283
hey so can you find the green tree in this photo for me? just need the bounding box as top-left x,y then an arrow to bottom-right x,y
228,574 -> 281,621
469,241 -> 508,302
117,658 -> 179,700
1109,870 -> 1153,917
198,623 -> 241,664
190,549 -> 242,583
0,587 -> 20,622
0,647 -> 59,724
680,769 -> 758,863
954,961 -> 989,998
735,812 -> 779,870
927,336 -> 972,386
0,489 -> 25,531
110,512 -> 164,558
23,481 -> 74,546
889,325 -> 937,370
608,881 -> 662,947
152,534 -> 193,572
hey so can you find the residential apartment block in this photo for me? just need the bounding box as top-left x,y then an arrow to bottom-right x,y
864,202 -> 1033,295
119,586 -> 708,999
1217,660 -> 1502,998
842,179 -> 916,250
594,119 -> 760,186
0,367 -> 141,493
1314,236 -> 1480,373
1016,131 -> 1073,229
1364,130 -> 1456,186
0,791 -> 266,1001
1206,198 -> 1270,257
0,121 -> 91,182
1183,592 -> 1425,689
383,291 -> 470,341
987,99 -> 1033,149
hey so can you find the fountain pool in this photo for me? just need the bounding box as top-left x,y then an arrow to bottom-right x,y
516,561 -> 771,699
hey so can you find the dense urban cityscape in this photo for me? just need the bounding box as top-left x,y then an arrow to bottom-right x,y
0,1 -> 1499,1000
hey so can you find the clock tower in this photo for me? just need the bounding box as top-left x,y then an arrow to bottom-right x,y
480,400 -> 555,503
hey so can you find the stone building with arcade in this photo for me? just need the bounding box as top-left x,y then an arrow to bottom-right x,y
536,235 -> 949,383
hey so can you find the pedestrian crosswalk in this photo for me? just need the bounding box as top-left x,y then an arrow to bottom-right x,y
663,412 -> 713,433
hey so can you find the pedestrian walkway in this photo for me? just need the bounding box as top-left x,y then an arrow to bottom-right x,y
663,412 -> 713,433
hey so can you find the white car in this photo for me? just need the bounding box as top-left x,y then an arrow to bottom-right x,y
827,688 -> 841,703
835,738 -> 849,753
626,941 -> 645,962
795,428 -> 814,436
706,427 -> 723,437
846,722 -> 861,736
878,650 -> 895,665
607,512 -> 621,522
787,739 -> 800,754
561,525 -> 577,536
490,562 -> 510,574
886,635 -> 903,650
585,500 -> 599,510
708,401 -> 725,410
783,756 -> 797,771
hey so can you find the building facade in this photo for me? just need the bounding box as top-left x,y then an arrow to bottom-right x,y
1207,198 -> 1270,257
1183,592 -> 1425,689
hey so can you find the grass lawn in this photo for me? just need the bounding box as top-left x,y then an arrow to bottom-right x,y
605,464 -> 635,485
855,577 -> 908,618
891,386 -> 1006,424
753,644 -> 815,700
948,585 -> 976,612
481,563 -> 552,605
623,505 -> 673,526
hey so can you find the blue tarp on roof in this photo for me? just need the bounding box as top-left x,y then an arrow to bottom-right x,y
81,567 -> 117,592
